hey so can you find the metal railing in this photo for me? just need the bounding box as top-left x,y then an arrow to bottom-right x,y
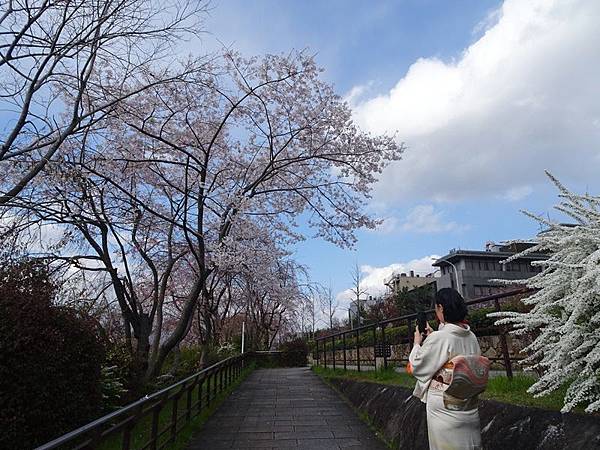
314,288 -> 534,378
36,352 -> 255,450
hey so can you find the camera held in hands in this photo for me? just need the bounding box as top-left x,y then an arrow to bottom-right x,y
417,311 -> 428,341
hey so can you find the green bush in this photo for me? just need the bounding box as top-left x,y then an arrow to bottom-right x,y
0,259 -> 106,449
157,342 -> 240,390
279,338 -> 309,367
100,366 -> 127,412
468,299 -> 532,336
383,325 -> 409,344
169,346 -> 203,377
468,307 -> 497,334
155,345 -> 205,391
104,340 -> 137,403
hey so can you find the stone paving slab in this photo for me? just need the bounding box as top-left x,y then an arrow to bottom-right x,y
187,367 -> 387,450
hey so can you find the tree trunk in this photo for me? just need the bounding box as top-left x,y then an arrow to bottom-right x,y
133,313 -> 152,388
150,276 -> 205,378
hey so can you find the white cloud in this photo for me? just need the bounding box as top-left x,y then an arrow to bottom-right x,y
351,0 -> 600,205
400,205 -> 469,233
344,82 -> 373,105
373,205 -> 469,234
335,255 -> 440,304
499,185 -> 533,202
0,215 -> 66,254
373,216 -> 399,234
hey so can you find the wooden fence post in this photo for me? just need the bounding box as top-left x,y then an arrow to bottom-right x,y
495,298 -> 513,379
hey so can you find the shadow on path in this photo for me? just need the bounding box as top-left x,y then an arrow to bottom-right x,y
187,367 -> 388,450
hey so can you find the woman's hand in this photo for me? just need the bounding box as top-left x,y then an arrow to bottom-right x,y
414,321 -> 434,346
425,322 -> 434,334
414,329 -> 423,346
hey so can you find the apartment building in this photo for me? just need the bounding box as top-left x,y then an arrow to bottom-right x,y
383,270 -> 435,295
432,242 -> 548,299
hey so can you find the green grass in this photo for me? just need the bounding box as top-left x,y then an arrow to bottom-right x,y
481,374 -> 575,411
312,365 -> 414,388
312,365 -> 581,413
98,363 -> 255,450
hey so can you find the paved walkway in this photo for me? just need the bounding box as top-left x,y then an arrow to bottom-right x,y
187,367 -> 388,450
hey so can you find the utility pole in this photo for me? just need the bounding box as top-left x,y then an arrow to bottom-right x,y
241,321 -> 245,354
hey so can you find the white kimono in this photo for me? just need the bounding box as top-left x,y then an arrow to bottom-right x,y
409,323 -> 482,450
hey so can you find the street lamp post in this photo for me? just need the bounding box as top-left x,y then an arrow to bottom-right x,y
434,257 -> 462,297
444,260 -> 461,297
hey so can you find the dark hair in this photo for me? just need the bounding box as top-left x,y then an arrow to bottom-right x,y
435,288 -> 468,323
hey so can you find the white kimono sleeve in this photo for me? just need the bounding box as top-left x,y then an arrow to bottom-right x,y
409,331 -> 449,402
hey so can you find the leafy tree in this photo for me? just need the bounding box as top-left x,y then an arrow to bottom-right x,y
0,258 -> 105,447
363,296 -> 399,323
394,282 -> 435,316
492,172 -> 600,413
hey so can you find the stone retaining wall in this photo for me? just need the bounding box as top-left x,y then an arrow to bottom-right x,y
327,377 -> 600,449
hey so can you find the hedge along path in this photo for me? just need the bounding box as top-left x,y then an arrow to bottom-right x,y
187,367 -> 387,450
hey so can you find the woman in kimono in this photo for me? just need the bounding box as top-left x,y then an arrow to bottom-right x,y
409,288 -> 482,450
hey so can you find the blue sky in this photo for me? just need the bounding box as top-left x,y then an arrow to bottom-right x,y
203,0 -> 500,91
201,0 -> 600,307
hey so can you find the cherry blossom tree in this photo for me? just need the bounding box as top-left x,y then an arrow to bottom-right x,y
84,50 -> 402,369
0,0 -> 206,204
4,49 -> 402,381
492,172 -> 600,412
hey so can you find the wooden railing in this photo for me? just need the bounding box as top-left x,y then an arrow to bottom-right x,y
36,352 -> 255,450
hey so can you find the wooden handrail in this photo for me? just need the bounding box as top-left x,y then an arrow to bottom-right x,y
36,352 -> 256,450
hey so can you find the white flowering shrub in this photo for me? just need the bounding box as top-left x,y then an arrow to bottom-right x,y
491,172 -> 600,412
